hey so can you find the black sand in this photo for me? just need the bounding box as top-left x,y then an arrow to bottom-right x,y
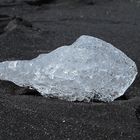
0,0 -> 140,139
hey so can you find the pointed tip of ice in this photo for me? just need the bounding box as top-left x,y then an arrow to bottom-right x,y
73,35 -> 95,46
73,35 -> 105,49
75,35 -> 104,44
77,35 -> 93,40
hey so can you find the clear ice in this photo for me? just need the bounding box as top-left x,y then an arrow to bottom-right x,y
0,35 -> 138,102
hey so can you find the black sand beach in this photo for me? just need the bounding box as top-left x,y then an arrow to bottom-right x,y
0,0 -> 140,139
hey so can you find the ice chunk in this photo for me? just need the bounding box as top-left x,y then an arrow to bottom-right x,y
0,35 -> 138,102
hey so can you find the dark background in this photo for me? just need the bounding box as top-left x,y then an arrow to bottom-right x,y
0,0 -> 140,139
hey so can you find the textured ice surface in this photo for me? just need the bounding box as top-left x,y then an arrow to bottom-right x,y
0,35 -> 138,102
